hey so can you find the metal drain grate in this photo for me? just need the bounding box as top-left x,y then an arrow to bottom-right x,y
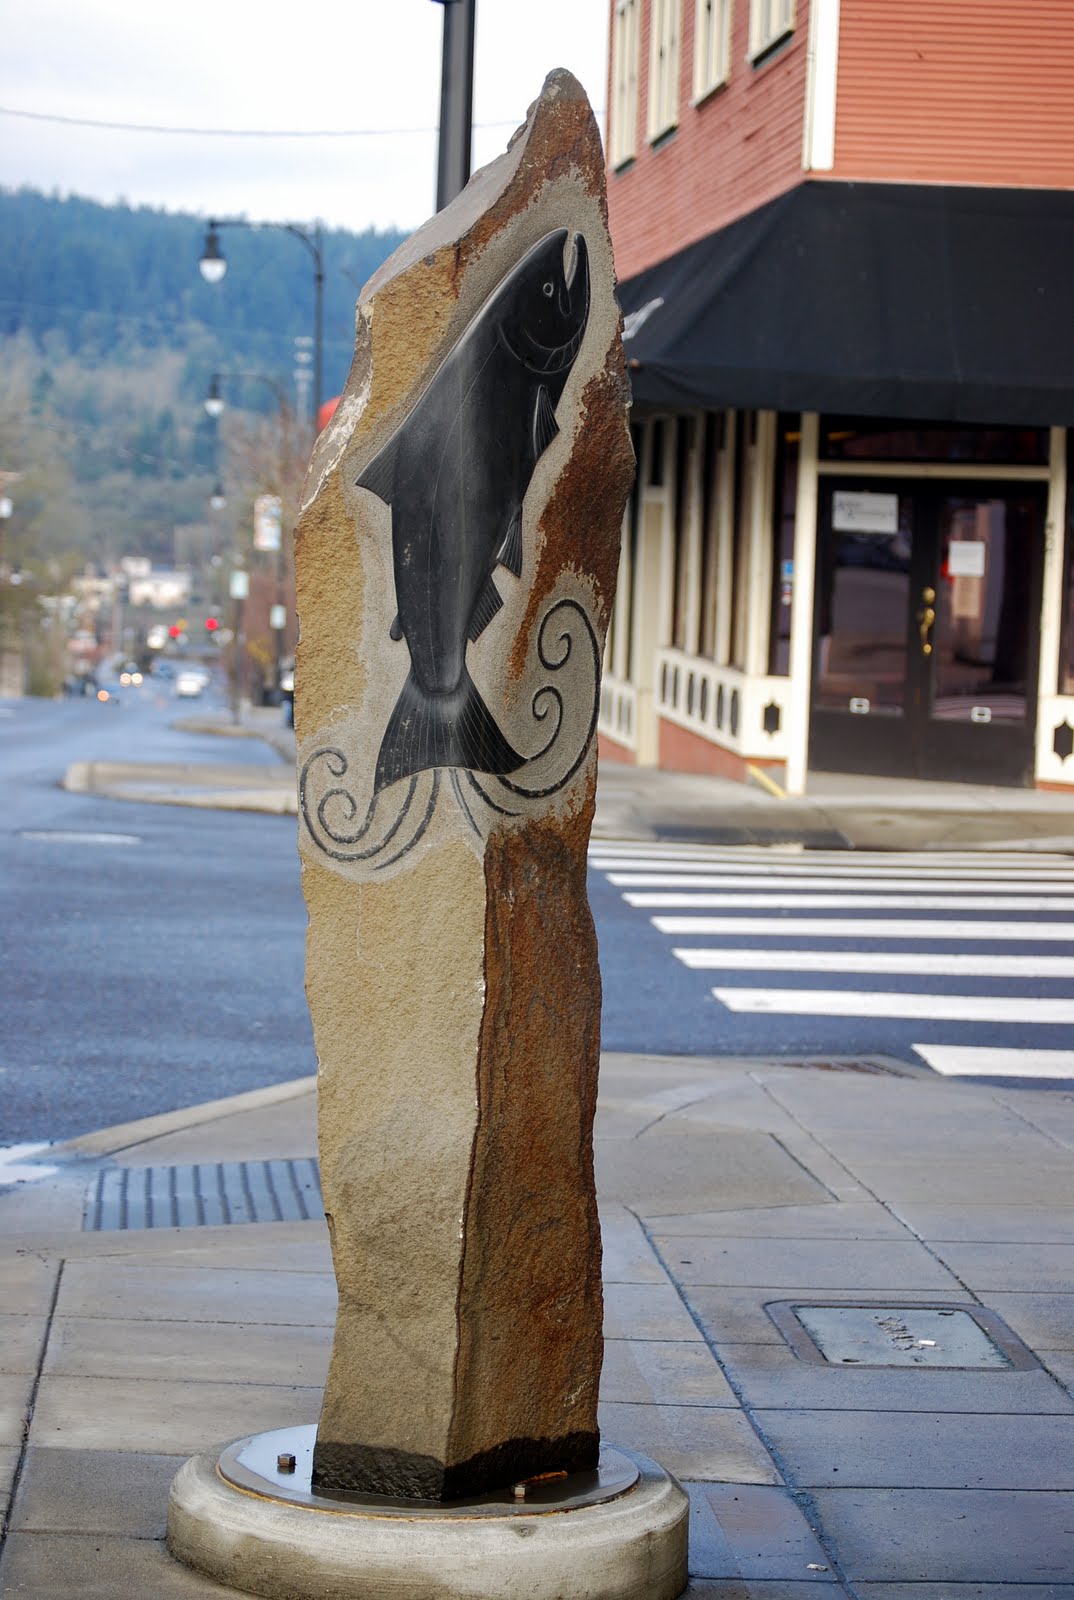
84,1158 -> 323,1231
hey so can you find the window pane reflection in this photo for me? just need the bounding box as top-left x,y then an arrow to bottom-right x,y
932,497 -> 1032,723
815,495 -> 912,715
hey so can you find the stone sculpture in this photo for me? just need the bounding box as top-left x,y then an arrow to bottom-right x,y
294,68 -> 633,1504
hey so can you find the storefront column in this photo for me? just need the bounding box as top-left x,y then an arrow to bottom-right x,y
1034,425 -> 1068,782
784,412 -> 820,795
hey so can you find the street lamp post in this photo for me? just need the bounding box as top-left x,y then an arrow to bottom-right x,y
198,218 -> 324,431
431,0 -> 476,210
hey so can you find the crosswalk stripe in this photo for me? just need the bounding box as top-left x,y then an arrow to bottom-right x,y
594,859 -> 1074,882
913,1045 -> 1074,1078
590,842 -> 1074,866
627,891 -> 1074,911
609,873 -> 1074,893
711,988 -> 1074,1022
674,948 -> 1074,977
652,916 -> 1074,941
594,839 -> 1074,1078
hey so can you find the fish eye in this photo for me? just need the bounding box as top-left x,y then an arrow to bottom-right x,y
542,281 -> 554,297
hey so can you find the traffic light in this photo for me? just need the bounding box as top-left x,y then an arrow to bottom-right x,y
168,623 -> 182,639
205,616 -> 220,633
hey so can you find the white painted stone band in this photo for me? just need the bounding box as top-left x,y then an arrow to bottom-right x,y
167,1446 -> 689,1600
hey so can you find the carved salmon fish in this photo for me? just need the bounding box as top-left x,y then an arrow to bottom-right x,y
356,228 -> 590,794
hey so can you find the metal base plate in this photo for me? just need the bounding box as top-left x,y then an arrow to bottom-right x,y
219,1426 -> 640,1517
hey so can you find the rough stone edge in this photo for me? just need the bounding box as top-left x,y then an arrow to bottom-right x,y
167,1445 -> 689,1600
59,1076 -> 317,1159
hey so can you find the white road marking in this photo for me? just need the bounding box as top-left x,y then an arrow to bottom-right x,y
627,892 -> 1074,911
712,988 -> 1074,1022
590,843 -> 1074,866
913,1045 -> 1074,1079
19,830 -> 141,846
609,872 -> 1074,893
674,948 -> 1074,977
595,860 -> 1074,881
0,1143 -> 59,1186
653,916 -> 1074,941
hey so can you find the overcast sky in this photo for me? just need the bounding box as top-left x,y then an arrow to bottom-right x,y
0,0 -> 610,233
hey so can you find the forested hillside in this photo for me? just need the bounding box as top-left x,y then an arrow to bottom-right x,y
0,188 -> 407,570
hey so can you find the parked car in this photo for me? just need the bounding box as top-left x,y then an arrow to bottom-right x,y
280,660 -> 295,727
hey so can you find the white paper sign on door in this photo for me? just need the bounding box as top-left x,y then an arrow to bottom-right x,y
948,540 -> 986,578
832,490 -> 899,535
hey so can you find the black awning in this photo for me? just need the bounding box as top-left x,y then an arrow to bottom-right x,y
617,181 -> 1074,426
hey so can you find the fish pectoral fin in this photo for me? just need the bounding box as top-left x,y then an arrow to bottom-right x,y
533,384 -> 559,457
355,435 -> 400,505
467,576 -> 504,642
389,613 -> 403,641
497,510 -> 524,577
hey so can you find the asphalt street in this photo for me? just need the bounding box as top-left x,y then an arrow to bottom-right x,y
4,688 -> 1073,1147
2,687 -> 314,1145
591,838 -> 1074,1079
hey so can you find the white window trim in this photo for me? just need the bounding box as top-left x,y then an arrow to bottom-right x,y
693,0 -> 732,103
610,0 -> 641,168
801,0 -> 840,171
647,0 -> 682,143
748,0 -> 796,63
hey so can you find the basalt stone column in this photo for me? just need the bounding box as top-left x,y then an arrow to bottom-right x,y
295,70 -> 633,1504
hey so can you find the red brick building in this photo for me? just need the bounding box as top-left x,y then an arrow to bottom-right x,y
599,0 -> 1074,790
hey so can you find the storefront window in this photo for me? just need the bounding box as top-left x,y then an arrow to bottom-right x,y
767,416 -> 799,675
819,418 -> 1048,466
698,411 -> 724,659
670,416 -> 694,651
729,414 -> 753,670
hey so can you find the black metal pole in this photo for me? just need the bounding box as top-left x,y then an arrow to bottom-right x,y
435,0 -> 476,211
313,224 -> 324,429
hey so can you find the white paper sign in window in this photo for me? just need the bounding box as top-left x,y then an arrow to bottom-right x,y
832,490 -> 899,535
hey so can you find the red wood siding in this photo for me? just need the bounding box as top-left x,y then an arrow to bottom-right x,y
832,0 -> 1074,187
658,718 -> 783,779
597,732 -> 637,764
607,1 -> 811,281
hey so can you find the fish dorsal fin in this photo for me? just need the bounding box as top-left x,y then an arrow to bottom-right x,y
355,434 -> 400,505
497,509 -> 523,577
467,575 -> 504,643
533,384 -> 559,458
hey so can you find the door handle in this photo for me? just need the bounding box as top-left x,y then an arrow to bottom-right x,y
917,605 -> 935,655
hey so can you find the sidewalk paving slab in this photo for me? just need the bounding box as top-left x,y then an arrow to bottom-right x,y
2,1053 -> 1074,1594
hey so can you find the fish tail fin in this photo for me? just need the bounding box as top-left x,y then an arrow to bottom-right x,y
375,666 -> 523,794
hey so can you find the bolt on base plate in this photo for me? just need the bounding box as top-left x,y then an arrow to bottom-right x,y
218,1424 -> 639,1515
168,1427 -> 689,1600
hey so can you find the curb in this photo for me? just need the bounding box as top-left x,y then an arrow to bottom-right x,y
63,760 -> 298,816
61,1075 -> 317,1160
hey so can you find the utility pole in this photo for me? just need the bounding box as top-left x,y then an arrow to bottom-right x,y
433,0 -> 476,210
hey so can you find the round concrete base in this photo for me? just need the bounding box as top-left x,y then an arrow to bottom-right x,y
167,1429 -> 689,1600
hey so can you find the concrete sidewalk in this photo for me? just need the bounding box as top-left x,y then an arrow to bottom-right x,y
2,1054 -> 1072,1595
64,704 -> 1074,852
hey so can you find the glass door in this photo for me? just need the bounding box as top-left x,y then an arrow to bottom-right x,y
810,480 -> 1044,784
811,482 -> 918,776
915,489 -> 1043,784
